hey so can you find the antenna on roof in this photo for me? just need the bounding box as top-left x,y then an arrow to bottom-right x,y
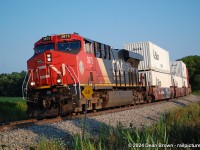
74,32 -> 79,35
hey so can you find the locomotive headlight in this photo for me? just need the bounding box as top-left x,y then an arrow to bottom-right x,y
56,74 -> 62,84
30,81 -> 35,86
47,57 -> 51,62
57,78 -> 62,84
46,54 -> 52,62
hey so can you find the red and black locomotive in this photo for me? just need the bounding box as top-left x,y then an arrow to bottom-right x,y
23,33 -> 191,118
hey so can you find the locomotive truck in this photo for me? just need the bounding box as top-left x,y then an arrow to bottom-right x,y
23,33 -> 191,118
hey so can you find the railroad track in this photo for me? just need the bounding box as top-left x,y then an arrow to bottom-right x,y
0,99 -> 170,132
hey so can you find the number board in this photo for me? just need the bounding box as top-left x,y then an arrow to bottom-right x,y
82,85 -> 93,99
42,36 -> 51,41
60,34 -> 71,39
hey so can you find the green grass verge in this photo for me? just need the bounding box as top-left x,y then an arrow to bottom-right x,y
33,136 -> 66,150
0,97 -> 25,103
0,97 -> 28,123
192,89 -> 200,95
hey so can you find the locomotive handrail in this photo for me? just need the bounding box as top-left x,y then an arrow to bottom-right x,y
49,65 -> 61,74
64,65 -> 78,96
22,70 -> 32,100
67,65 -> 79,83
22,71 -> 28,100
49,64 -> 81,98
67,65 -> 81,99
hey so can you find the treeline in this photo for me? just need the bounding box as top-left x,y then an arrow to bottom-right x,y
0,71 -> 26,97
178,55 -> 200,90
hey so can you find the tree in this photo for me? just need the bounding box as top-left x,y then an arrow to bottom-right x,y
0,71 -> 26,96
177,55 -> 200,90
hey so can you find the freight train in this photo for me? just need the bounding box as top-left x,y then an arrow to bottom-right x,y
22,33 -> 191,118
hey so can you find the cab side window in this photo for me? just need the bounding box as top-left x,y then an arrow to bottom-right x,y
84,40 -> 94,54
94,42 -> 111,59
104,45 -> 111,60
94,42 -> 102,58
101,44 -> 105,58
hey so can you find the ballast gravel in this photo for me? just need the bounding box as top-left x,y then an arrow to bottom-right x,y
0,95 -> 200,149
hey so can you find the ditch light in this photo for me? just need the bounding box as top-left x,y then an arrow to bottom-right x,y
46,53 -> 52,62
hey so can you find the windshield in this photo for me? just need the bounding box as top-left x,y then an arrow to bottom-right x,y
57,41 -> 81,53
34,43 -> 54,54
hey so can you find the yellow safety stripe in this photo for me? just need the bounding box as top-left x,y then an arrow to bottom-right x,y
80,83 -> 139,87
36,86 -> 51,89
35,84 -> 141,89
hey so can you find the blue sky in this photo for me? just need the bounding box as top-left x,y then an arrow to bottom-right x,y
0,0 -> 200,73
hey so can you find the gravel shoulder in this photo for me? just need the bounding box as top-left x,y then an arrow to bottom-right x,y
0,94 -> 200,149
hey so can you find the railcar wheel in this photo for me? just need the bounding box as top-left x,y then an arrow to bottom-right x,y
146,95 -> 153,103
72,113 -> 77,116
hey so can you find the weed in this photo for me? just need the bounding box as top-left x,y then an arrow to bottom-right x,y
36,136 -> 66,150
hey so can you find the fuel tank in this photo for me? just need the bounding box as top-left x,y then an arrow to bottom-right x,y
102,90 -> 133,108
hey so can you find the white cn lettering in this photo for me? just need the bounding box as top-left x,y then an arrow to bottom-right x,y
112,60 -> 123,76
112,60 -> 116,75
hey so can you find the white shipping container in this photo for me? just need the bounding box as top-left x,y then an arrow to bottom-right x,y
139,70 -> 171,88
183,78 -> 188,87
170,61 -> 187,79
171,75 -> 188,88
124,42 -> 170,73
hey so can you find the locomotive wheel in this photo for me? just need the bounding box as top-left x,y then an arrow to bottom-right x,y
92,103 -> 97,112
133,98 -> 136,105
146,95 -> 153,103
36,113 -> 45,120
72,113 -> 77,116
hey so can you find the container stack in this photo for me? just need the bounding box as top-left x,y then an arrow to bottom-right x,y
170,61 -> 188,87
124,41 -> 171,88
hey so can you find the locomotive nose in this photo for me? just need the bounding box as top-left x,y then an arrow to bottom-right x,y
38,52 -> 55,86
27,51 -> 54,87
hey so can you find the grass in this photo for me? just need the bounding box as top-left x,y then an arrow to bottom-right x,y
33,136 -> 66,150
70,121 -> 170,150
0,97 -> 29,123
165,103 -> 200,144
192,89 -> 200,95
0,97 -> 25,102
